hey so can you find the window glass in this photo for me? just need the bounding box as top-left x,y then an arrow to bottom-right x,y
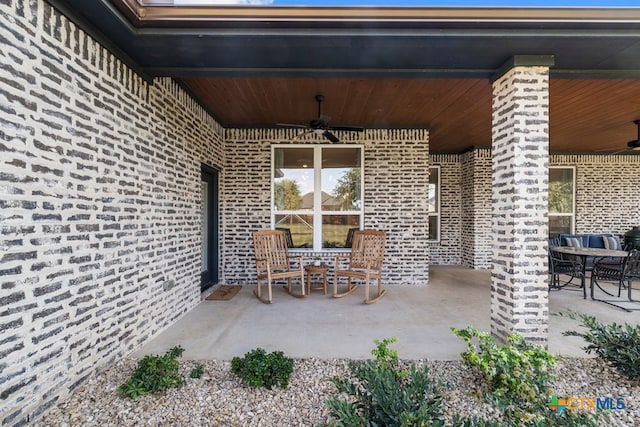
322,215 -> 361,248
549,216 -> 572,237
275,214 -> 313,248
274,147 -> 314,211
273,145 -> 364,251
548,166 -> 575,236
321,147 -> 361,211
428,166 -> 440,241
428,167 -> 439,214
549,168 -> 574,214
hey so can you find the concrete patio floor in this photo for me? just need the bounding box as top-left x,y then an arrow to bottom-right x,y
134,265 -> 640,361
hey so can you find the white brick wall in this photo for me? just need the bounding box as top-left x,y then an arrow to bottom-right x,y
0,1 -> 224,424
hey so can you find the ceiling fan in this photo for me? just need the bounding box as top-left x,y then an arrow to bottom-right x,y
600,120 -> 640,155
277,94 -> 364,143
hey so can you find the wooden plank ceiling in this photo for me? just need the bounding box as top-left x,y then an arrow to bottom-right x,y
182,77 -> 640,154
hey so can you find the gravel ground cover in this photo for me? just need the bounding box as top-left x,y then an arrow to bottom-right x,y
36,357 -> 638,426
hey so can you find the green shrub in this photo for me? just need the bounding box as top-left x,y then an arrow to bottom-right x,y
320,338 -> 445,427
451,326 -> 556,405
118,346 -> 185,399
451,327 -> 599,427
190,364 -> 204,379
231,348 -> 294,389
370,337 -> 406,378
561,311 -> 640,380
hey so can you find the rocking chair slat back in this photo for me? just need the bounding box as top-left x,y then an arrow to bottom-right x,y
349,230 -> 386,269
253,230 -> 290,271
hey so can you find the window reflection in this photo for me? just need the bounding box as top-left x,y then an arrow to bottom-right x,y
321,147 -> 361,212
322,215 -> 360,248
274,147 -> 313,211
548,166 -> 575,236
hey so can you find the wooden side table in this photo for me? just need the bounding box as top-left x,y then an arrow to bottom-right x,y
304,264 -> 329,295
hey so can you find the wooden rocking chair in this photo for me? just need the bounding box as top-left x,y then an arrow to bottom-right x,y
333,229 -> 386,304
252,230 -> 305,304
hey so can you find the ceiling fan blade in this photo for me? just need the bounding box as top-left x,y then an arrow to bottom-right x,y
323,130 -> 340,143
328,125 -> 364,132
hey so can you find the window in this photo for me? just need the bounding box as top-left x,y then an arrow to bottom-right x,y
272,145 -> 363,251
428,166 -> 440,241
549,166 -> 575,237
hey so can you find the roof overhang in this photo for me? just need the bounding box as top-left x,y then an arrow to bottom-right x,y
47,1 -> 640,80
44,0 -> 640,154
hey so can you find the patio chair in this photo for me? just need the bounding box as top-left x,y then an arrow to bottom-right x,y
548,236 -> 561,248
590,249 -> 640,311
333,229 -> 386,304
252,230 -> 305,304
548,246 -> 583,291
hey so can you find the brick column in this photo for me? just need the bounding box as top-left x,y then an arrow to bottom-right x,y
490,56 -> 553,346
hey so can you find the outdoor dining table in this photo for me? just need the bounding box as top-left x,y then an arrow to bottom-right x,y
552,246 -> 629,299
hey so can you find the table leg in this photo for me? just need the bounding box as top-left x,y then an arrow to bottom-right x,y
581,254 -> 588,299
322,271 -> 327,295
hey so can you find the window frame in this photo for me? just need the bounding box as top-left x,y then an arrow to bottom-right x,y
271,144 -> 365,251
548,165 -> 576,236
428,166 -> 441,242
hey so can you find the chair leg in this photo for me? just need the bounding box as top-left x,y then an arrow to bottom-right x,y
364,276 -> 386,304
253,278 -> 272,304
283,273 -> 305,298
363,273 -> 370,303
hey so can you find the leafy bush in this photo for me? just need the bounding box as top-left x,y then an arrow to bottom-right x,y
321,338 -> 445,427
118,346 -> 185,399
561,311 -> 640,379
190,364 -> 204,379
231,348 -> 294,389
451,327 -> 599,427
451,326 -> 556,405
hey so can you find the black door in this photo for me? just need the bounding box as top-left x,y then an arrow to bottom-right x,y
201,165 -> 219,292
